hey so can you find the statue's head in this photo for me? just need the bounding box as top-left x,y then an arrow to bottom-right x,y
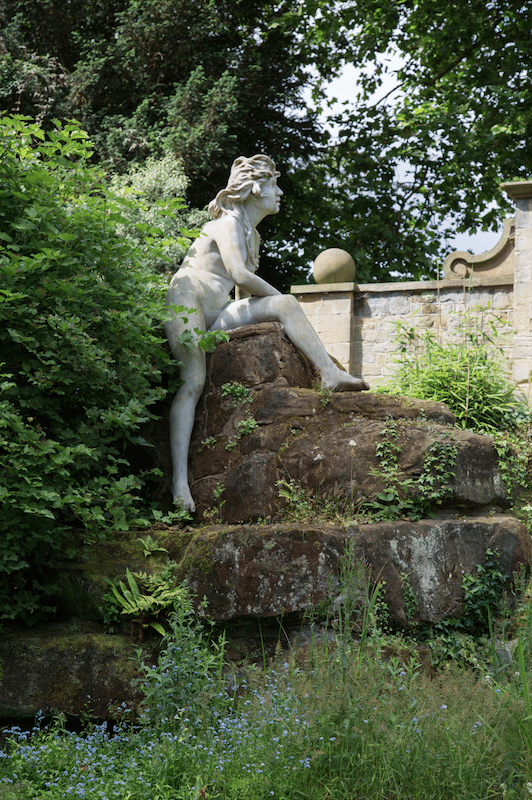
208,155 -> 280,219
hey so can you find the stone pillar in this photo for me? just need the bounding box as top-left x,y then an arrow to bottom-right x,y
289,283 -> 357,374
501,181 -> 532,401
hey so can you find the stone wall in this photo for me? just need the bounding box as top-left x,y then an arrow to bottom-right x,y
293,277 -> 514,388
291,181 -> 532,402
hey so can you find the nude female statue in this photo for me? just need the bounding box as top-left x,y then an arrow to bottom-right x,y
164,155 -> 369,511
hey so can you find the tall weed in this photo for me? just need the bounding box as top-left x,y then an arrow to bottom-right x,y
384,306 -> 529,432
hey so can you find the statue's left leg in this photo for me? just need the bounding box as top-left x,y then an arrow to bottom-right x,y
210,294 -> 369,391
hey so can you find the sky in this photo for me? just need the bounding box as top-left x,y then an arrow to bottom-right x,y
315,63 -> 505,258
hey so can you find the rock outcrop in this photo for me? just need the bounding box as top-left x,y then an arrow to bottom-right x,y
180,514 -> 530,626
0,621 -> 144,719
144,322 -> 509,522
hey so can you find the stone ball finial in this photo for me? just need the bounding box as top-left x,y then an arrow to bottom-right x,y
312,248 -> 356,284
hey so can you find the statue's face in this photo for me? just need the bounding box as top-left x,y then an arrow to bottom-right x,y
257,177 -> 283,215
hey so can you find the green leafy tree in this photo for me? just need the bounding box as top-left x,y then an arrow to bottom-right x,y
0,115 -> 184,624
0,0 -> 328,289
108,152 -> 209,274
304,0 -> 532,281
3,1 -> 532,286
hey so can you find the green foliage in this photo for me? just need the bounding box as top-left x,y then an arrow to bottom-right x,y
362,417 -> 458,521
198,435 -> 217,452
383,309 -> 529,432
226,413 -> 259,450
427,549 -> 509,668
221,381 -> 253,406
108,153 -> 209,275
137,534 -> 168,558
8,543 -> 532,799
136,586 -> 228,729
3,2 -> 532,285
109,565 -> 183,640
0,115 -> 209,624
276,476 -> 350,523
236,416 -> 258,437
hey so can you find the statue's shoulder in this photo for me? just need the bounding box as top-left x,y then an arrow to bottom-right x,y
206,214 -> 245,245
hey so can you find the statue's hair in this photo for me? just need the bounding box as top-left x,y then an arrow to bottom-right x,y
208,155 -> 280,270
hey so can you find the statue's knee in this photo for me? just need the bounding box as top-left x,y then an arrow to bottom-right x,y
173,373 -> 205,404
274,293 -> 299,315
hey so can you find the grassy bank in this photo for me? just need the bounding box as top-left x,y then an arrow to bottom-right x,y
3,576 -> 532,800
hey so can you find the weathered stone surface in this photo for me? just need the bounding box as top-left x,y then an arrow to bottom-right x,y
181,515 -> 531,626
139,323 -> 510,521
164,324 -> 507,522
181,524 -> 346,619
4,510 -> 530,719
0,621 -> 144,718
6,324 -> 524,721
348,513 -> 531,625
207,322 -> 317,389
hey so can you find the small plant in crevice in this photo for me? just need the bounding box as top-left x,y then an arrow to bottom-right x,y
276,475 -> 357,523
221,381 -> 253,407
319,386 -> 332,408
236,415 -> 258,436
277,477 -> 315,521
149,502 -> 193,527
202,481 -> 226,524
198,435 -> 217,452
226,413 -> 258,450
137,534 -> 168,558
107,561 -> 183,642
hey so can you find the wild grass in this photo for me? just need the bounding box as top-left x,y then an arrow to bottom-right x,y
4,577 -> 532,800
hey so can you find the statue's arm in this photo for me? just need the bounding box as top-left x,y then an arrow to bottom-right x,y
215,217 -> 281,298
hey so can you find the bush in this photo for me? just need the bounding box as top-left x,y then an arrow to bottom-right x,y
383,309 -> 530,432
108,153 -> 209,275
0,115 -> 187,623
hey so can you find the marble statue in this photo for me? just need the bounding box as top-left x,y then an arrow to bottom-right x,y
164,155 -> 369,511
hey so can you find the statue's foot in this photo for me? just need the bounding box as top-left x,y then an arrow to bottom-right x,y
322,369 -> 369,392
173,482 -> 196,513
331,376 -> 370,392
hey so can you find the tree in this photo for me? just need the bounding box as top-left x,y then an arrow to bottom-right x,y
0,0 -> 330,288
2,1 -> 532,286
303,0 -> 532,280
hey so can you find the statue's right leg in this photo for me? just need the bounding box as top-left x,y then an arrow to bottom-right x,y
164,317 -> 206,513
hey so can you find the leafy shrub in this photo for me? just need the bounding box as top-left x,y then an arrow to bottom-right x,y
383,309 -> 530,432
108,153 -> 209,274
425,548 -> 509,668
0,115 -> 193,623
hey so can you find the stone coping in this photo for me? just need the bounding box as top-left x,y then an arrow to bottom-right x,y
290,274 -> 513,296
501,180 -> 532,200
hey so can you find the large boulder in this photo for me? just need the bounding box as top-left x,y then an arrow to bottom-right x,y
179,514 -> 530,626
2,323 -> 527,720
143,322 -> 509,522
0,621 -> 144,719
